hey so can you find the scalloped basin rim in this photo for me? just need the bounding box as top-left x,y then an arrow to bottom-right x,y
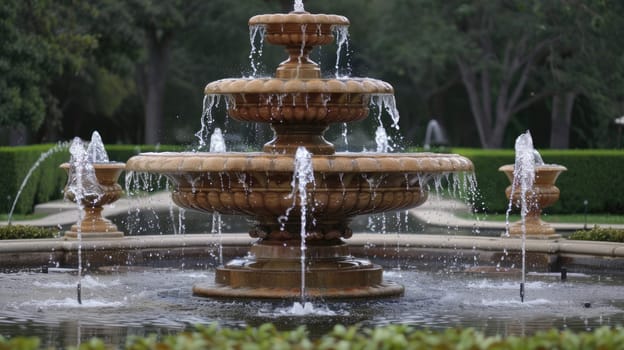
498,164 -> 567,172
125,152 -> 473,173
204,77 -> 394,95
249,13 -> 350,25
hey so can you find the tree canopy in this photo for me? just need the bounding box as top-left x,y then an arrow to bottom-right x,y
0,0 -> 622,148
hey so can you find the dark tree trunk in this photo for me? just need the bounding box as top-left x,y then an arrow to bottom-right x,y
143,31 -> 173,145
549,92 -> 576,149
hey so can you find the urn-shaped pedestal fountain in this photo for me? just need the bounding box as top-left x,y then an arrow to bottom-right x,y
126,8 -> 473,299
499,164 -> 567,239
61,133 -> 125,239
61,163 -> 125,239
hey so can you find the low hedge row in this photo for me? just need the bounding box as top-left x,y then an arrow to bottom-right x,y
0,144 -> 69,215
2,324 -> 624,350
2,145 -> 622,215
0,144 -> 181,215
569,226 -> 624,242
0,224 -> 58,240
452,148 -> 624,215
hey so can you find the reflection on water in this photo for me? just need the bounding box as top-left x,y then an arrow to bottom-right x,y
1,266 -> 622,347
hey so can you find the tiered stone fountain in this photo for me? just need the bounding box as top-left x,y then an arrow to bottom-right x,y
126,8 -> 473,299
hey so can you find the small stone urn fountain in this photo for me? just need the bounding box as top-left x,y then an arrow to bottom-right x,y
61,132 -> 125,239
499,164 -> 566,239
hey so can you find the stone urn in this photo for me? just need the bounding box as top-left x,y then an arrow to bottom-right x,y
499,164 -> 567,239
60,162 -> 125,239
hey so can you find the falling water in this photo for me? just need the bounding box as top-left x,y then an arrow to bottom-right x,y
292,147 -> 315,301
375,126 -> 393,153
505,131 -> 541,302
210,128 -> 226,265
297,24 -> 308,78
210,128 -> 227,153
370,94 -> 400,130
249,24 -> 266,77
66,135 -> 105,305
334,25 -> 350,78
7,141 -> 69,226
195,95 -> 222,150
293,0 -> 305,12
341,123 -> 349,151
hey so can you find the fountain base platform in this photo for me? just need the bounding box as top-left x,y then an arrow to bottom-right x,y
63,231 -> 124,240
192,240 -> 404,299
503,218 -> 561,240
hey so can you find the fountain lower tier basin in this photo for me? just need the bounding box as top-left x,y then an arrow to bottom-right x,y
126,152 -> 473,240
193,240 -> 404,299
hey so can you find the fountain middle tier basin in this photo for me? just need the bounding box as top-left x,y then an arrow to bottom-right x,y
204,78 -> 394,124
126,152 -> 472,240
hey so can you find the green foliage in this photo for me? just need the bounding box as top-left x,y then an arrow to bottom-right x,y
0,224 -> 57,240
5,324 -> 624,350
0,144 -> 69,215
569,226 -> 624,243
0,0 -> 98,130
453,148 -> 624,214
0,335 -> 40,350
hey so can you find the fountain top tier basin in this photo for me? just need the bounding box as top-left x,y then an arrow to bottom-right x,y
247,11 -> 349,80
249,12 -> 349,26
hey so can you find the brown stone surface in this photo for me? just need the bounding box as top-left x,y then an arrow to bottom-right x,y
499,164 -> 567,238
60,162 -> 126,239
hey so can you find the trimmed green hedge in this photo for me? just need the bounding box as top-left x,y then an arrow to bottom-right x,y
452,149 -> 624,215
0,144 -> 69,215
569,226 -> 624,242
0,144 -> 182,215
2,145 -> 623,215
2,324 -> 624,350
0,225 -> 58,240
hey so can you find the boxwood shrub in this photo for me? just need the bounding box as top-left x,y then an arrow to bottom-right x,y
0,225 -> 58,240
2,145 -> 622,216
2,324 -> 624,350
569,226 -> 624,242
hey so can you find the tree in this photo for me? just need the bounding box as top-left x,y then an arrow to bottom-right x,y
449,1 -> 559,148
540,0 -> 624,148
0,0 -> 97,144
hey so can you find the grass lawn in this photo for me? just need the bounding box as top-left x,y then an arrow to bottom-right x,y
462,212 -> 624,224
0,213 -> 48,221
